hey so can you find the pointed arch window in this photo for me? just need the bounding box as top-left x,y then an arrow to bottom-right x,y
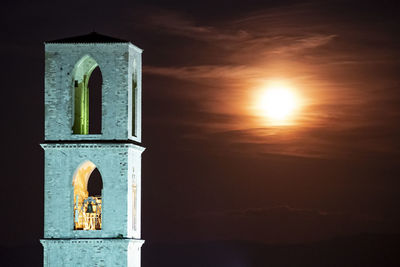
71,55 -> 102,134
72,161 -> 103,230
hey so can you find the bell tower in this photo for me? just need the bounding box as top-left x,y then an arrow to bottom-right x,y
40,32 -> 144,266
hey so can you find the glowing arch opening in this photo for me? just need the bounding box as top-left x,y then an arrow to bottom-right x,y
72,161 -> 103,230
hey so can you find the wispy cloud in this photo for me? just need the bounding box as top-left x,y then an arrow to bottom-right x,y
145,8 -> 337,61
141,5 -> 400,159
147,10 -> 250,42
144,65 -> 260,81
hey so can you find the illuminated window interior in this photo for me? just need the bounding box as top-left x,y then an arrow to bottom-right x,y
71,55 -> 102,134
73,161 -> 103,230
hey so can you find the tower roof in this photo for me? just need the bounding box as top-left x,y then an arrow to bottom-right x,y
45,32 -> 129,44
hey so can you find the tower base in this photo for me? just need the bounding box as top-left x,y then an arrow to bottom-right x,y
40,239 -> 144,267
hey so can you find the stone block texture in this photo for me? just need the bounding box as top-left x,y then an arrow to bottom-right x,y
42,37 -> 145,267
41,239 -> 144,267
42,143 -> 144,239
44,43 -> 142,142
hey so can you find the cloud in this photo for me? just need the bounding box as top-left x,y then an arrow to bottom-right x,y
195,124 -> 400,159
269,34 -> 336,54
143,7 -> 337,63
147,10 -> 250,43
141,5 -> 400,160
144,64 -> 259,81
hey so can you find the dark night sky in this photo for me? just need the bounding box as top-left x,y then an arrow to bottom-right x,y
1,0 -> 400,257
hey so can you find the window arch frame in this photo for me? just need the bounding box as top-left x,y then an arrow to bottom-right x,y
71,55 -> 102,135
72,160 -> 103,230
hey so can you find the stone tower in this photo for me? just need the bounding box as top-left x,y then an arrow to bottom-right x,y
40,32 -> 144,267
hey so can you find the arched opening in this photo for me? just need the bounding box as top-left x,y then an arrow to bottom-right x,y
72,161 -> 103,230
71,55 -> 102,134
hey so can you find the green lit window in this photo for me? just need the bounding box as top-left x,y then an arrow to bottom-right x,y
71,55 -> 102,134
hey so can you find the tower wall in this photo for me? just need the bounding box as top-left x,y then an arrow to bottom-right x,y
42,143 -> 143,239
41,33 -> 144,267
41,239 -> 144,267
44,43 -> 142,142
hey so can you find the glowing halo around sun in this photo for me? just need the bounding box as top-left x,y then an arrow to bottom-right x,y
255,81 -> 301,125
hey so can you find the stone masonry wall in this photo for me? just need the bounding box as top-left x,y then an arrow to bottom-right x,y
41,239 -> 144,267
44,43 -> 142,142
42,143 -> 144,239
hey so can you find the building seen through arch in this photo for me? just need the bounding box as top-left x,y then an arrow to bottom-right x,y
73,161 -> 103,230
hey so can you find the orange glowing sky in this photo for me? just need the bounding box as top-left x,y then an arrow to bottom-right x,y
143,5 -> 399,159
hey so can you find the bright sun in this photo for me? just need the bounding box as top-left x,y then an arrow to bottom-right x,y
257,82 -> 299,125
